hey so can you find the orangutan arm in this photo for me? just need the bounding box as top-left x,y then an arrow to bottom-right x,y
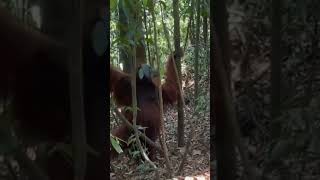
161,54 -> 181,105
110,66 -> 132,106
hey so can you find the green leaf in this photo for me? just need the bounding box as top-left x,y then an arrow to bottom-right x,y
146,0 -> 154,11
138,68 -> 145,79
140,64 -> 152,79
128,135 -> 136,145
110,0 -> 118,12
142,0 -> 148,7
145,37 -> 153,44
132,150 -> 140,157
111,136 -> 124,154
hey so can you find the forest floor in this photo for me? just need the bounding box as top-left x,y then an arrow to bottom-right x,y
110,80 -> 211,180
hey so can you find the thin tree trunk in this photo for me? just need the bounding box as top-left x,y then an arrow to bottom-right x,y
152,2 -> 173,175
213,1 -> 256,180
143,7 -> 152,66
69,1 -> 87,179
194,0 -> 201,102
202,2 -> 209,71
131,41 -> 159,179
173,0 -> 185,147
132,0 -> 146,66
190,0 -> 195,45
183,0 -> 194,51
212,0 -> 237,179
118,0 -> 131,72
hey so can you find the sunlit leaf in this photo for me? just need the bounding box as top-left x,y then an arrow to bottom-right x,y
142,0 -> 148,7
110,0 -> 118,12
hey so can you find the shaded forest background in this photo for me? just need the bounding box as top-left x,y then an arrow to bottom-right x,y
213,0 -> 320,180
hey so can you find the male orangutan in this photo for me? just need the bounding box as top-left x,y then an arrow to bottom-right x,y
110,52 -> 182,160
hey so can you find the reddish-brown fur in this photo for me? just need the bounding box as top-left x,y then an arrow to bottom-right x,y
110,55 -> 180,159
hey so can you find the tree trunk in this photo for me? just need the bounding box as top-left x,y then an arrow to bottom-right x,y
212,0 -> 237,179
143,7 -> 152,66
82,0 -> 108,179
118,0 -> 131,72
173,0 -> 185,147
69,1 -> 87,179
189,0 -> 195,45
202,1 -> 209,72
194,0 -> 201,102
131,0 -> 146,66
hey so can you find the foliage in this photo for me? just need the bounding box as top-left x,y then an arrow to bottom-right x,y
110,134 -> 124,154
110,0 -> 209,79
127,132 -> 148,160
